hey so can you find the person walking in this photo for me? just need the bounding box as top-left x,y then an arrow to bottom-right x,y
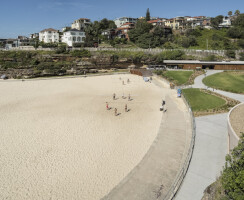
125,104 -> 127,112
114,108 -> 117,116
106,102 -> 109,110
127,78 -> 130,83
128,94 -> 131,101
113,93 -> 116,100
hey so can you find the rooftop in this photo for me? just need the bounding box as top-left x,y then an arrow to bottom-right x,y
40,28 -> 58,33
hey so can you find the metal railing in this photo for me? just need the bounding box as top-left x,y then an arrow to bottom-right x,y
162,90 -> 196,200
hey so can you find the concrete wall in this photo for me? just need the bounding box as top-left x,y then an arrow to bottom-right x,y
227,103 -> 243,152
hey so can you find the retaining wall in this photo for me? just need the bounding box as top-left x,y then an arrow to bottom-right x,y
227,103 -> 243,152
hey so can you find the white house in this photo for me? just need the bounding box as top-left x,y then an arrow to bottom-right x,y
71,18 -> 91,30
219,16 -> 232,28
114,17 -> 137,28
62,29 -> 86,46
39,28 -> 59,43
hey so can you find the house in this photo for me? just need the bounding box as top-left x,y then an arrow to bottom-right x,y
114,17 -> 137,28
186,16 -> 205,29
202,18 -> 212,29
62,29 -> 86,47
101,29 -> 116,40
164,17 -> 186,30
30,33 -> 39,39
39,28 -> 59,43
71,18 -> 91,30
116,23 -> 135,39
219,16 -> 232,28
147,19 -> 167,26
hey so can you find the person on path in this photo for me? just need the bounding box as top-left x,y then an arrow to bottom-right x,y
114,108 -> 117,116
106,102 -> 109,110
127,78 -> 130,83
125,104 -> 127,112
113,93 -> 116,100
128,94 -> 131,101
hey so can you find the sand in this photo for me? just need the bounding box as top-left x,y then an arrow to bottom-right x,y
230,104 -> 244,137
0,74 -> 163,200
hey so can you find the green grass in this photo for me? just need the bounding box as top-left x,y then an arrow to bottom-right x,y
164,71 -> 193,85
203,72 -> 244,94
183,88 -> 226,111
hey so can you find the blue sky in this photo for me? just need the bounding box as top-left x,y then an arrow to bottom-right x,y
0,0 -> 243,38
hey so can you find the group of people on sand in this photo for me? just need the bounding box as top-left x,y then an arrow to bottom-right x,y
121,78 -> 130,85
107,92 -> 131,116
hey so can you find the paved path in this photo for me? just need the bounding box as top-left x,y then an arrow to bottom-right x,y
193,70 -> 244,102
102,79 -> 192,200
175,113 -> 228,200
176,70 -> 244,200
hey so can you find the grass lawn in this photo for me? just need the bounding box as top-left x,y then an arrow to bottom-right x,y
203,72 -> 244,94
164,71 -> 193,85
183,88 -> 226,112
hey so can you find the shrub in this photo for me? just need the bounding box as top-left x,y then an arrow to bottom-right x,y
71,50 -> 91,58
221,133 -> 244,199
204,55 -> 218,61
225,50 -> 236,58
239,52 -> 244,61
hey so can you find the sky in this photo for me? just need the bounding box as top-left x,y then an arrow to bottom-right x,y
0,0 -> 243,38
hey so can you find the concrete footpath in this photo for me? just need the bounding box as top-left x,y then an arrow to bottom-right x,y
193,70 -> 244,102
176,70 -> 244,200
175,113 -> 228,200
102,79 -> 192,200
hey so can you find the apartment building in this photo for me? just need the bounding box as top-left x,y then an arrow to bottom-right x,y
62,29 -> 86,46
114,17 -> 137,28
71,18 -> 91,30
39,28 -> 59,43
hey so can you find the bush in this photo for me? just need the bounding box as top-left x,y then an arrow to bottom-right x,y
238,39 -> 244,49
225,50 -> 236,58
204,55 -> 218,61
55,45 -> 67,54
221,133 -> 244,199
239,52 -> 244,61
156,50 -> 185,62
71,50 -> 91,58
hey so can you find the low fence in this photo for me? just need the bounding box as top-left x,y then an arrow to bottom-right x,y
227,103 -> 243,152
162,89 -> 196,200
83,47 -> 244,57
2,46 -> 244,57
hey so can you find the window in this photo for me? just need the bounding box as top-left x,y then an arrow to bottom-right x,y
77,37 -> 81,42
73,37 -> 76,42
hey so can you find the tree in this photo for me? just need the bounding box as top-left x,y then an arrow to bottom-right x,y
227,27 -> 244,38
221,133 -> 244,199
233,14 -> 244,28
146,8 -> 151,21
225,50 -> 236,58
235,10 -> 241,16
211,15 -> 224,29
239,52 -> 244,61
228,11 -> 233,17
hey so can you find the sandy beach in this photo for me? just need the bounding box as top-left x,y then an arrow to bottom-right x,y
0,74 -> 164,200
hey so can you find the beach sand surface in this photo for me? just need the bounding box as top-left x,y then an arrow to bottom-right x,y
0,74 -> 163,200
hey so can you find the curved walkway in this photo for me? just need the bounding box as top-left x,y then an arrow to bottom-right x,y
176,70 -> 244,200
192,70 -> 244,102
102,79 -> 192,200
